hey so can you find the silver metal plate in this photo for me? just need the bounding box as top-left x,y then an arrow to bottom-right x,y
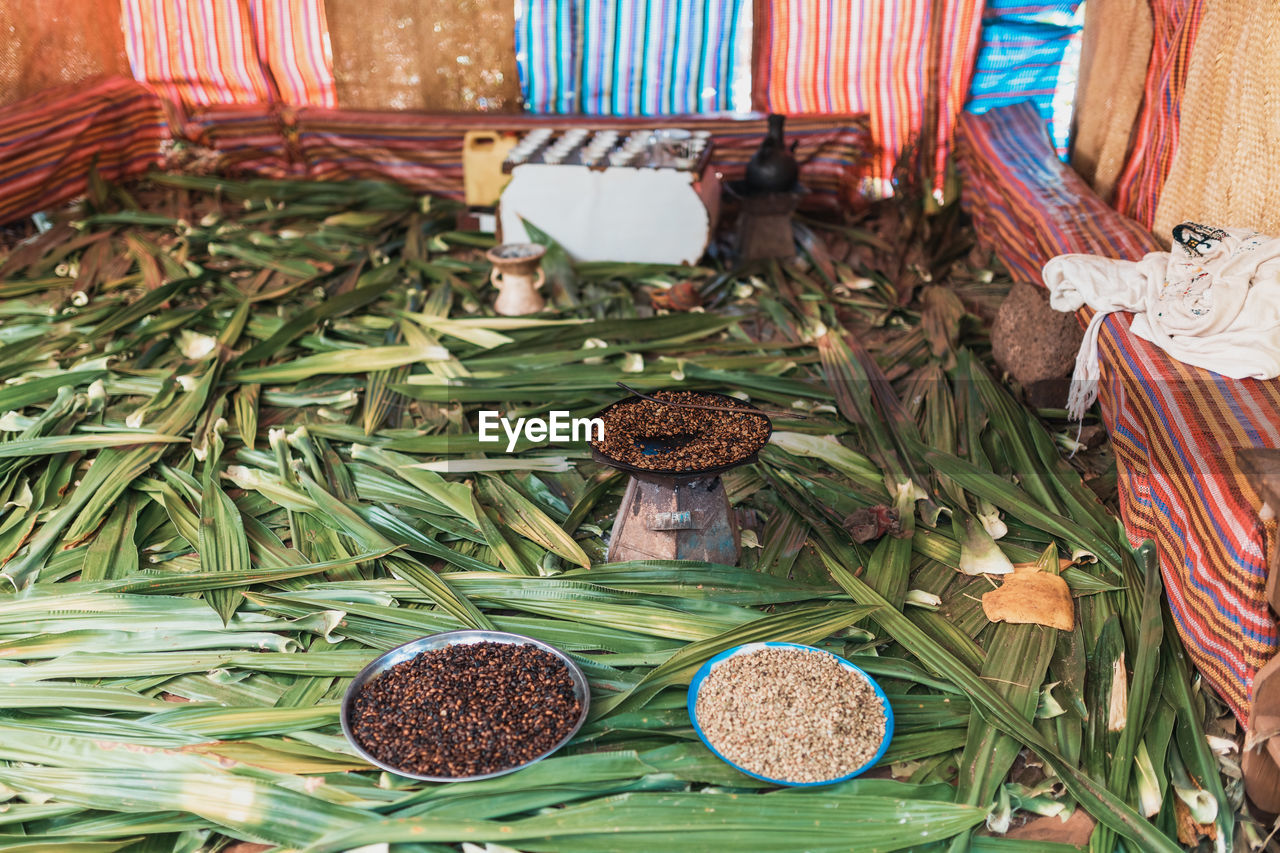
339,629 -> 591,783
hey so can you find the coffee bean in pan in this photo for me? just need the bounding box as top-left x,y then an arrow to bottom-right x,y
590,391 -> 771,472
350,641 -> 581,778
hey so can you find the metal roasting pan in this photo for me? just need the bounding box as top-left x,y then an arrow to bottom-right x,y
591,391 -> 773,478
340,629 -> 591,783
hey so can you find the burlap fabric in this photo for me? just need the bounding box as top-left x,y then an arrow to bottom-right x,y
0,0 -> 519,113
1070,0 -> 1153,202
0,0 -> 129,107
323,0 -> 521,112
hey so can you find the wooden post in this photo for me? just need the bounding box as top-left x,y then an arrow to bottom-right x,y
1237,449 -> 1280,814
920,0 -> 947,195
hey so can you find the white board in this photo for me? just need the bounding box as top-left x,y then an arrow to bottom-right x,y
498,162 -> 720,265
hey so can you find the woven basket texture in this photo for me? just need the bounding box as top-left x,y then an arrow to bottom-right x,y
1154,0 -> 1280,243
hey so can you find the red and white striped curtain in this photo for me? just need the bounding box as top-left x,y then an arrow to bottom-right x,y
754,0 -> 984,190
119,0 -> 336,110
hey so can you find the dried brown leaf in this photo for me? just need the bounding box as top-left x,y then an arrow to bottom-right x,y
1173,793 -> 1217,846
982,566 -> 1075,631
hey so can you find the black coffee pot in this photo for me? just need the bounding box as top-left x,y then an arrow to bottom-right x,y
744,114 -> 799,194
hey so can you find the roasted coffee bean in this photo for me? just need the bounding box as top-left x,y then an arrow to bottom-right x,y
591,391 -> 770,472
350,641 -> 581,777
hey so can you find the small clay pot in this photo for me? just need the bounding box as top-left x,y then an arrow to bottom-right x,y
486,243 -> 547,315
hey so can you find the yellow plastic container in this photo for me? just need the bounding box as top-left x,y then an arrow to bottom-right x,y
463,131 -> 518,207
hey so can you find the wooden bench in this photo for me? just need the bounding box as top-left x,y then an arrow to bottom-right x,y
956,101 -> 1280,741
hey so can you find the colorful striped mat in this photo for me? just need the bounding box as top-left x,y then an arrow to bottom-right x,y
752,0 -> 984,188
957,101 -> 1280,724
1110,0 -> 1204,229
516,0 -> 750,115
0,78 -> 167,227
176,103 -> 304,178
0,82 -> 867,226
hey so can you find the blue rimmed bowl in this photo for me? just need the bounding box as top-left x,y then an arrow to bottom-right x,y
687,641 -> 894,787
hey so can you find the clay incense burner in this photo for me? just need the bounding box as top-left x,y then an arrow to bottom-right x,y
486,242 -> 547,315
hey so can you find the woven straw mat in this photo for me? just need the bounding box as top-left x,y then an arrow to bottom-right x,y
1154,0 -> 1280,243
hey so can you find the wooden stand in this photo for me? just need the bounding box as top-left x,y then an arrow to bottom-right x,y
606,472 -> 739,565
735,190 -> 802,261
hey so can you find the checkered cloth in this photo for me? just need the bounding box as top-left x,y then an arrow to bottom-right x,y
957,100 -> 1280,724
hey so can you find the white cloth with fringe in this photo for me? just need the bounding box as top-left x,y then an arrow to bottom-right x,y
1042,223 -> 1280,419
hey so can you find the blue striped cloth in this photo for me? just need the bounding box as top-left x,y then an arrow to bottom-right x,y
965,1 -> 1084,156
516,0 -> 750,115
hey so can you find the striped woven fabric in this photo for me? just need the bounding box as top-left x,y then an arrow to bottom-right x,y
966,2 -> 1084,157
516,0 -> 750,115
120,0 -> 336,110
0,78 -> 167,226
517,0 -> 577,113
955,101 -> 1157,280
957,101 -> 1280,724
753,0 -> 983,187
176,104 -> 304,178
284,110 -> 869,209
120,0 -> 274,107
932,0 -> 986,186
1110,0 -> 1204,229
247,0 -> 337,108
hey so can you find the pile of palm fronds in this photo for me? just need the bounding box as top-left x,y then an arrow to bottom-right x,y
0,172 -> 1248,852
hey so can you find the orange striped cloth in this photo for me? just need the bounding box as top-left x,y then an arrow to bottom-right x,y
247,0 -> 337,107
120,0 -> 335,110
932,0 -> 985,187
957,102 -> 1279,724
754,0 -> 983,190
0,77 -> 167,226
120,0 -> 273,106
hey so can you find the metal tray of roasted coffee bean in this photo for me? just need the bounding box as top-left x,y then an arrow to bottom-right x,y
589,391 -> 773,478
340,630 -> 591,782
